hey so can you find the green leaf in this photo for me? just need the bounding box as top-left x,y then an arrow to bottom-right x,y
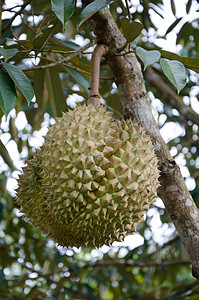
170,0 -> 176,16
77,0 -> 114,29
0,140 -> 15,170
0,47 -> 18,62
168,296 -> 185,300
51,0 -> 75,26
176,22 -> 189,45
136,47 -> 161,70
0,69 -> 17,117
34,62 -> 46,110
65,66 -> 90,92
2,62 -> 34,104
165,17 -> 182,35
121,18 -> 143,42
48,38 -> 82,52
160,58 -> 187,93
33,20 -> 62,51
0,269 -> 6,286
160,50 -> 199,73
45,67 -> 68,117
14,40 -> 33,49
186,0 -> 192,14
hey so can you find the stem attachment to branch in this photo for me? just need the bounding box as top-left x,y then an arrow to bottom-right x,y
88,44 -> 109,107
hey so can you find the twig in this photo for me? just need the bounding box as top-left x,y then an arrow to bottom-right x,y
125,0 -> 132,20
158,280 -> 199,300
21,39 -> 98,72
75,260 -> 191,269
146,236 -> 180,260
26,52 -> 113,80
88,44 -> 109,106
3,5 -> 22,11
0,0 -> 2,40
2,0 -> 32,33
65,63 -> 113,80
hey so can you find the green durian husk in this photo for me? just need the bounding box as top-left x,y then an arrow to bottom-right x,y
16,104 -> 160,248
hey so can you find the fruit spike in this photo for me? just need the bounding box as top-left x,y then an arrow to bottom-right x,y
16,104 -> 160,248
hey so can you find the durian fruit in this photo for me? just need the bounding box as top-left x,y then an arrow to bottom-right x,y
16,104 -> 160,248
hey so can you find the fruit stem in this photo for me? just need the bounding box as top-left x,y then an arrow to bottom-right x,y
88,44 -> 109,107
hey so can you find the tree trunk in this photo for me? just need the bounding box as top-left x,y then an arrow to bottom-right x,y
83,2 -> 199,279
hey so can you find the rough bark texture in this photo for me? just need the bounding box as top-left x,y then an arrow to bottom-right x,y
82,2 -> 199,279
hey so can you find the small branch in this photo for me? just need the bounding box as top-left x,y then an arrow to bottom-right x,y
76,260 -> 191,269
43,49 -> 77,55
25,52 -> 113,80
0,0 -> 3,40
3,5 -> 22,12
158,280 -> 199,300
146,236 -> 180,259
125,0 -> 132,20
144,67 -> 199,126
88,44 -> 109,106
66,63 -> 113,80
2,0 -> 32,33
21,39 -> 97,72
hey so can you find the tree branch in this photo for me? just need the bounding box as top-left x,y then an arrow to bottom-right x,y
159,280 -> 199,300
24,51 -> 112,80
83,2 -> 199,279
2,0 -> 32,33
78,260 -> 191,269
21,39 -> 97,72
144,67 -> 199,126
88,44 -> 109,106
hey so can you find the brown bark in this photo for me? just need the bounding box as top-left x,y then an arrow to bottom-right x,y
88,44 -> 109,106
82,2 -> 199,279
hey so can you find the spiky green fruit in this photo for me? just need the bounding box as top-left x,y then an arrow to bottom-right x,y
16,104 -> 160,248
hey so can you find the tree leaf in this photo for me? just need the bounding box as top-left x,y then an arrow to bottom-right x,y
51,0 -> 75,26
168,296 -> 185,300
136,47 -> 161,70
34,68 -> 46,110
65,66 -> 90,92
0,69 -> 17,117
45,66 -> 68,117
186,0 -> 192,14
176,22 -> 189,45
49,38 -> 82,52
11,40 -> 33,49
193,28 -> 199,54
77,0 -> 114,29
33,20 -> 62,51
170,0 -> 176,16
160,50 -> 199,73
2,62 -> 34,104
121,18 -> 143,42
160,58 -> 187,93
0,47 -> 18,62
165,18 -> 183,35
0,140 -> 15,170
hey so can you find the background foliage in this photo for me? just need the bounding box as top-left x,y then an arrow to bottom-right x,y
0,0 -> 199,299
